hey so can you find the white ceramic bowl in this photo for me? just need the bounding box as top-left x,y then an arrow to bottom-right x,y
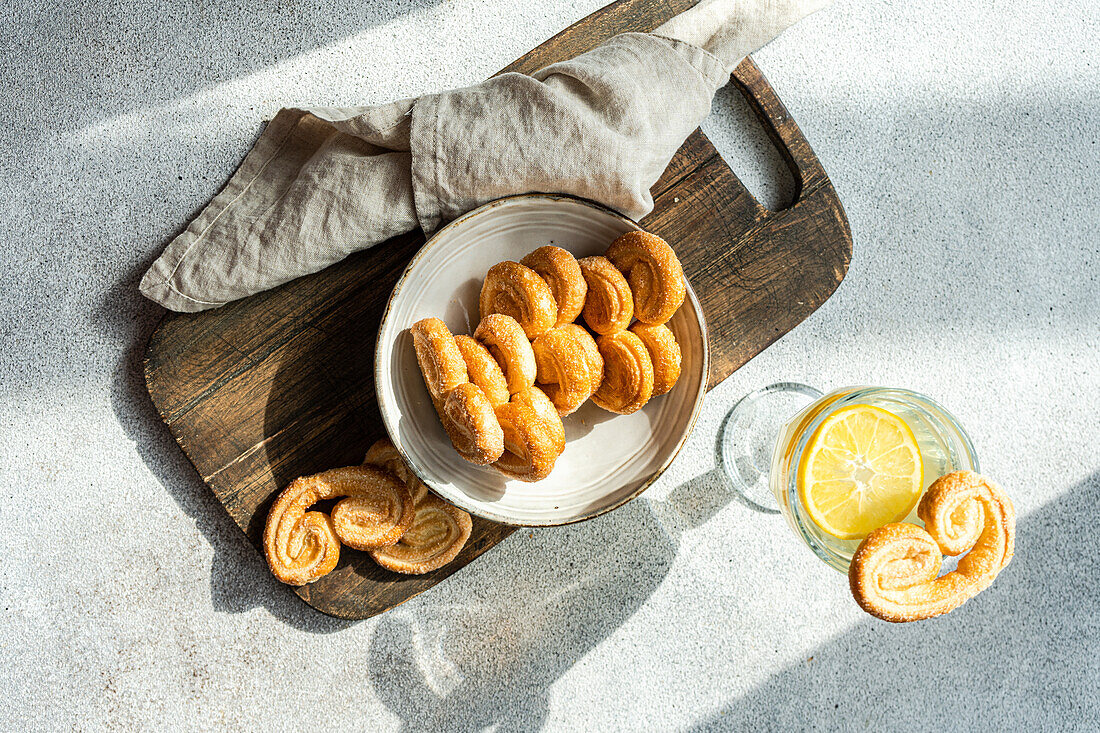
375,194 -> 708,526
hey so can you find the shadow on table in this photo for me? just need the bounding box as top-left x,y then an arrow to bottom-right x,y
102,254 -> 355,633
686,470 -> 1100,730
367,496 -> 671,732
366,460 -> 741,731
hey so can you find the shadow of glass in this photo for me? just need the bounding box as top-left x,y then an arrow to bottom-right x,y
366,496 -> 677,731
686,470 -> 1100,729
649,466 -> 737,545
2,0 -> 441,136
366,459 -> 741,730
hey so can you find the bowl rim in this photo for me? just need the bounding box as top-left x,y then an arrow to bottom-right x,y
374,192 -> 709,526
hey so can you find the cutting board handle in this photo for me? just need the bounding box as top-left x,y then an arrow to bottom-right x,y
731,56 -> 828,207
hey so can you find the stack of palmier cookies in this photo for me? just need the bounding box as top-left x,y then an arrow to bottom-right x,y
412,230 -> 686,482
263,438 -> 473,585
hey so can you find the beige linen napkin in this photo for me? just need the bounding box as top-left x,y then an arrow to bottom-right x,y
140,0 -> 829,312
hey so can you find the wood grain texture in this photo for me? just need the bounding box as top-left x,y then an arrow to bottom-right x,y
144,0 -> 851,619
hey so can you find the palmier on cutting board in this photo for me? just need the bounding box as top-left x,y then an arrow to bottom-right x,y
411,231 -> 686,483
263,439 -> 474,584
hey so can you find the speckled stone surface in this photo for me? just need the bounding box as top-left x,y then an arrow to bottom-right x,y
1,0 -> 1097,729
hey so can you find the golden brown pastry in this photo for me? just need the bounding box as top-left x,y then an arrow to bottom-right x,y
411,317 -> 468,410
454,334 -> 510,408
492,402 -> 560,482
849,471 -> 1016,623
531,324 -> 604,415
369,495 -> 473,575
511,386 -> 566,456
521,245 -> 587,327
629,322 -> 681,396
473,313 -> 536,394
591,330 -> 655,415
330,468 -> 418,551
264,466 -> 414,585
480,260 -> 557,338
605,231 -> 685,325
440,383 -> 505,465
364,437 -> 428,505
577,255 -> 634,335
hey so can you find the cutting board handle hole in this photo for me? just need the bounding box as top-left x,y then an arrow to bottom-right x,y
703,83 -> 797,213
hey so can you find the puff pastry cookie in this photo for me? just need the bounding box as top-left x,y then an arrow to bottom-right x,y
264,466 -> 414,584
369,495 -> 473,575
605,231 -> 685,325
521,245 -> 587,327
511,385 -> 566,456
440,383 -> 505,465
532,323 -> 604,415
474,313 -> 537,395
364,437 -> 428,505
849,471 -> 1015,622
480,260 -> 557,338
454,334 -> 510,408
577,255 -> 634,335
629,322 -> 681,396
411,317 -> 468,411
492,402 -> 561,482
591,330 -> 655,415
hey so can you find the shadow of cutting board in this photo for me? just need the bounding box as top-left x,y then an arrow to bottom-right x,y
144,0 -> 851,619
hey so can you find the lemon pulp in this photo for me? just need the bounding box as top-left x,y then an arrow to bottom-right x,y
797,404 -> 923,540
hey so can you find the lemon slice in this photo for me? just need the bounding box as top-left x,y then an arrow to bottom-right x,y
798,404 -> 923,540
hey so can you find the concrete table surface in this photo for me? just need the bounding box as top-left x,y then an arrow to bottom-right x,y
1,0 -> 1097,729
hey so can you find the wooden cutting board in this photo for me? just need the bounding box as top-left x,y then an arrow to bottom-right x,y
144,0 -> 851,619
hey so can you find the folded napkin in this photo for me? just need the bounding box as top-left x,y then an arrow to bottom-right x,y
141,0 -> 829,312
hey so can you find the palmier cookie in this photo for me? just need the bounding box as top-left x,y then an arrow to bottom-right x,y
440,383 -> 505,465
330,467 -> 418,551
531,324 -> 604,416
849,471 -> 1014,623
369,495 -> 473,575
492,402 -> 560,482
411,318 -> 468,410
605,231 -> 685,325
264,466 -> 414,585
577,256 -> 633,335
591,330 -> 655,415
511,386 -> 566,455
520,246 -> 587,327
474,313 -> 536,394
364,437 -> 428,505
629,323 -> 681,396
454,335 -> 509,407
480,260 -> 557,338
